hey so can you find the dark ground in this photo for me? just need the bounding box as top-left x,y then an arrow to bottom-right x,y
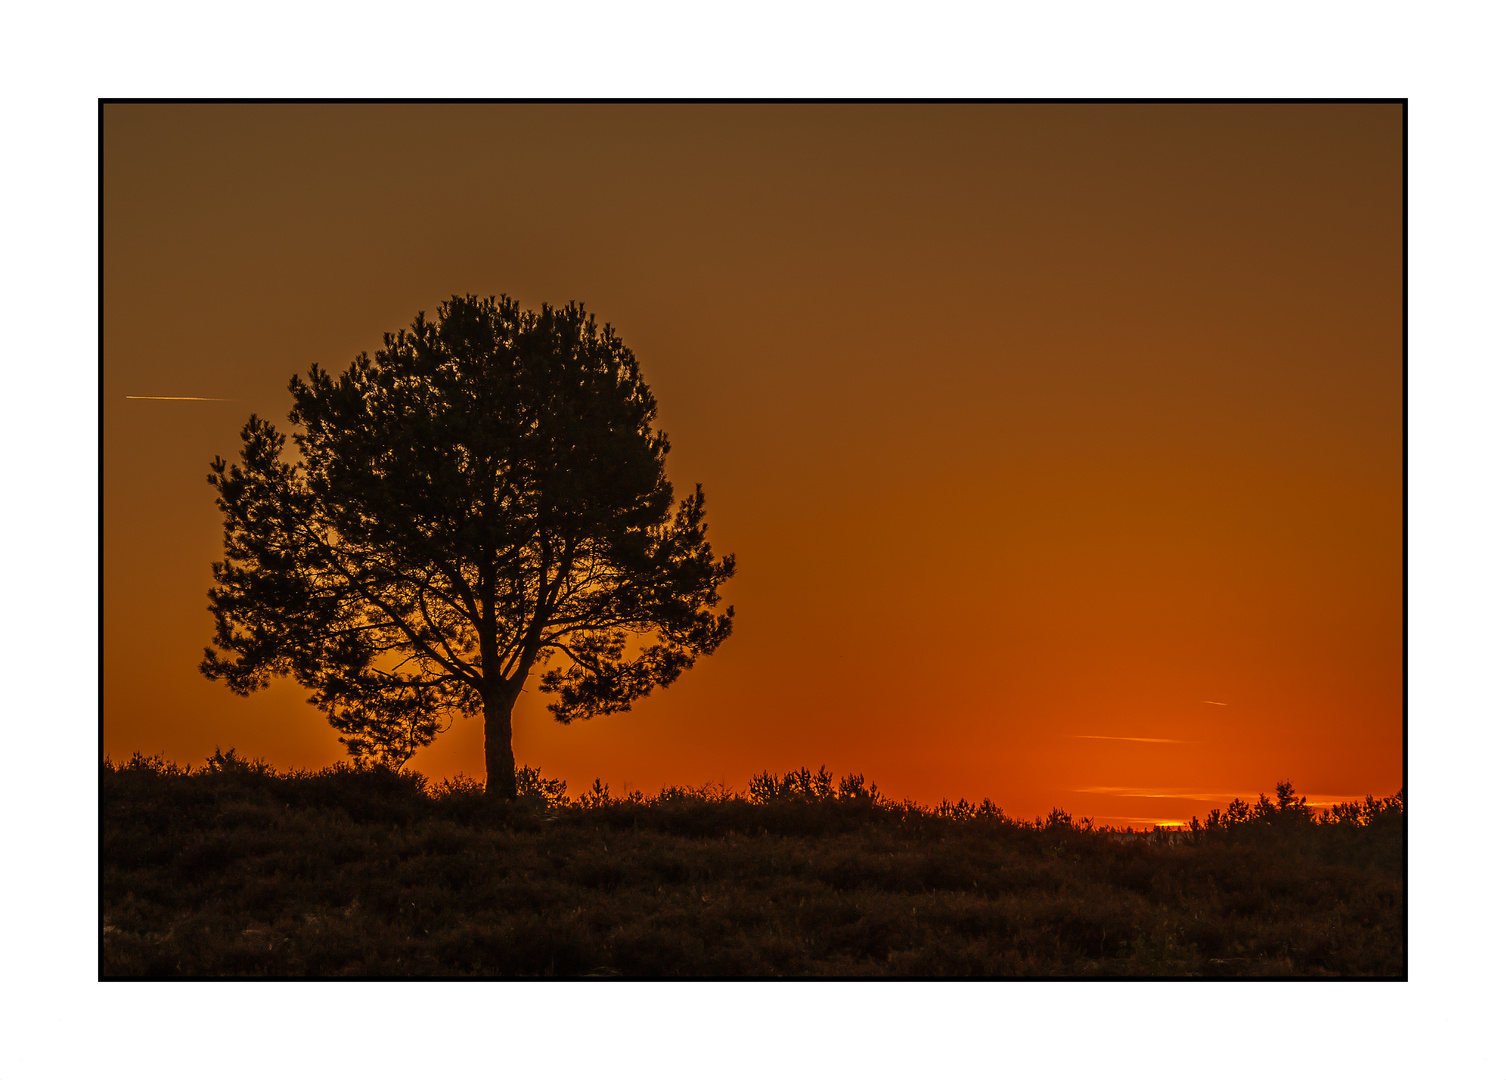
101,755 -> 1405,977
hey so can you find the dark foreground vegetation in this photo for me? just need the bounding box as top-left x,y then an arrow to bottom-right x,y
102,753 -> 1404,977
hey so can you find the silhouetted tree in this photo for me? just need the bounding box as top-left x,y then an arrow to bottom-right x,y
202,295 -> 735,799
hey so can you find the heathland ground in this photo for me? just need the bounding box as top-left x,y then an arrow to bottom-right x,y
102,753 -> 1404,977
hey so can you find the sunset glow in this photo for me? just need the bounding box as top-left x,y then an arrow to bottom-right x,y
103,103 -> 1402,827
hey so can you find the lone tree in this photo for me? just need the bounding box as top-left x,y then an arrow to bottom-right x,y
202,295 -> 735,799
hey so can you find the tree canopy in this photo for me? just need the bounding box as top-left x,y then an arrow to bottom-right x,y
202,295 -> 735,797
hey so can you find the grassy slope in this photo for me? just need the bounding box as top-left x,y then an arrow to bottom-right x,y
101,759 -> 1405,977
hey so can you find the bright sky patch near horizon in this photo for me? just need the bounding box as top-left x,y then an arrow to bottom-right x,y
102,103 -> 1401,826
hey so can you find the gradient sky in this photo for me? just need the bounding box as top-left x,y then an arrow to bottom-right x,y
103,103 -> 1402,827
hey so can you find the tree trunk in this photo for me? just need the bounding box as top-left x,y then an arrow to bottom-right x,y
483,688 -> 518,800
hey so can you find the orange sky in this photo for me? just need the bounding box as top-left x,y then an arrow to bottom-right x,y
103,102 -> 1402,827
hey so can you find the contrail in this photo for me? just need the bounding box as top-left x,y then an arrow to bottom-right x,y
1070,735 -> 1186,744
1202,700 -> 1229,706
125,395 -> 235,401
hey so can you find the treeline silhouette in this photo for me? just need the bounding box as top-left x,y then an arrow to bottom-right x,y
102,752 -> 1404,977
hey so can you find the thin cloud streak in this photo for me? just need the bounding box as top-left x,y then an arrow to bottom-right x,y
1074,786 -> 1237,800
125,395 -> 236,401
1070,735 -> 1187,744
1202,700 -> 1229,706
1295,793 -> 1391,808
1073,786 -> 1385,808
